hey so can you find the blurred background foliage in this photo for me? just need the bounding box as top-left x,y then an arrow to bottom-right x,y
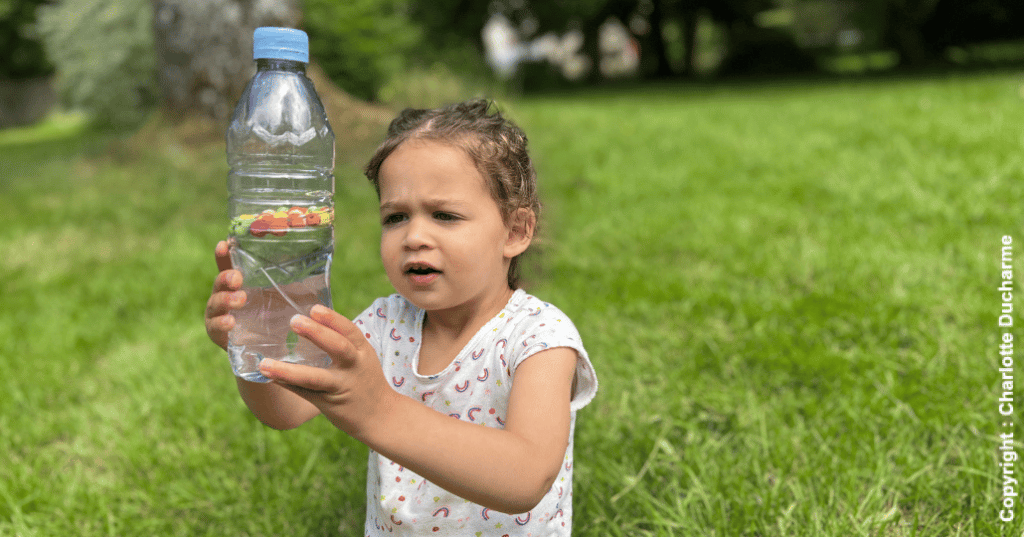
303,0 -> 420,102
1,0 -> 1023,130
34,0 -> 156,130
0,0 -> 53,79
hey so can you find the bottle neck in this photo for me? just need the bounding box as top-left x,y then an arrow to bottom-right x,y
256,58 -> 306,74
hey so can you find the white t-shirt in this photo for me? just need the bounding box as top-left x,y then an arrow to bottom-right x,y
353,290 -> 599,536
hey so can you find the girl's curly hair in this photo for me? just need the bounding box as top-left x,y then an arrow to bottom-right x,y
364,99 -> 540,289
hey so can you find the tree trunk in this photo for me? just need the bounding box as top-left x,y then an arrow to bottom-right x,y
152,0 -> 301,122
649,0 -> 674,78
884,0 -> 942,67
680,8 -> 699,77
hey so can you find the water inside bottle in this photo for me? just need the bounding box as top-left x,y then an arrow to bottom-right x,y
227,226 -> 332,383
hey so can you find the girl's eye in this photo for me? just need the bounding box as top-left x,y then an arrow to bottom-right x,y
382,213 -> 406,225
434,212 -> 458,222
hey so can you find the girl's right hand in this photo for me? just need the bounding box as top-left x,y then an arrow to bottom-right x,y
205,240 -> 246,350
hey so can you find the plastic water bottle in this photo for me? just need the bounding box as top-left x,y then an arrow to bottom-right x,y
225,27 -> 334,382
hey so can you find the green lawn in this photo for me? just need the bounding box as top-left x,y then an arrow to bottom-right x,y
2,73 -> 1023,536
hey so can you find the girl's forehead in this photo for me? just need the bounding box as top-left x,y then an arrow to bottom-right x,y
378,139 -> 489,198
391,137 -> 469,162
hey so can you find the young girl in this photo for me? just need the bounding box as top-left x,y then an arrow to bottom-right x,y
204,99 -> 598,535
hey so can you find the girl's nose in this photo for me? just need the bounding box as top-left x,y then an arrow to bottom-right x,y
402,217 -> 432,250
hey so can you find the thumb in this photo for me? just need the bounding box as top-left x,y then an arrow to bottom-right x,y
215,240 -> 234,272
260,358 -> 337,395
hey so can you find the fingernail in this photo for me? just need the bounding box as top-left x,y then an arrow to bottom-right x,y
310,304 -> 328,317
290,314 -> 310,329
259,358 -> 278,376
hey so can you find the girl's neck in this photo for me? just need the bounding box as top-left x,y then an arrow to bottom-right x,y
422,287 -> 515,342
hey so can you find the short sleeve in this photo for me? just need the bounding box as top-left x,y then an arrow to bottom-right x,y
352,297 -> 389,361
509,302 -> 598,411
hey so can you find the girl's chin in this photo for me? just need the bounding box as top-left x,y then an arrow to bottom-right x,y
407,272 -> 441,286
398,292 -> 450,314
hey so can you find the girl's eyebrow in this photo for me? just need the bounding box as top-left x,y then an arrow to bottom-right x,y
379,198 -> 470,213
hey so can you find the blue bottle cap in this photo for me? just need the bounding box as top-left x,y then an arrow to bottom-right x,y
253,27 -> 309,63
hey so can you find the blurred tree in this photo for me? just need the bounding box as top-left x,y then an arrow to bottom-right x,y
490,0 -> 787,80
397,0 -> 1024,91
304,0 -> 420,101
0,0 -> 54,79
796,0 -> 1024,66
668,0 -> 776,77
37,0 -> 156,128
879,0 -> 941,65
406,0 -> 492,58
1,0 -> 56,128
151,0 -> 299,122
918,0 -> 1024,52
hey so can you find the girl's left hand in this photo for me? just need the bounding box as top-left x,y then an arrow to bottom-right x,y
258,305 -> 394,439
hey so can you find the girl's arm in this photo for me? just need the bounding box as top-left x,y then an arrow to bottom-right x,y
369,347 -> 576,513
235,378 -> 321,430
259,306 -> 577,514
205,241 -> 321,429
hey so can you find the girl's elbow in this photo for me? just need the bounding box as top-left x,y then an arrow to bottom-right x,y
491,496 -> 543,516
253,408 -> 317,430
521,486 -> 551,514
494,471 -> 559,515
258,415 -> 304,430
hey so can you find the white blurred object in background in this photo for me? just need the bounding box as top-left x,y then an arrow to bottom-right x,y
482,13 -> 524,79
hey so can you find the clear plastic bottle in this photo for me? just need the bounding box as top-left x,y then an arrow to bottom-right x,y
225,27 -> 334,382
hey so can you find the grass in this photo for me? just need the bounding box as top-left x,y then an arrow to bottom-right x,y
2,72 -> 1023,535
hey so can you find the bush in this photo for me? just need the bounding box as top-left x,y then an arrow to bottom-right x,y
0,0 -> 53,79
378,61 -> 508,109
36,0 -> 156,129
304,0 -> 420,102
377,63 -> 470,108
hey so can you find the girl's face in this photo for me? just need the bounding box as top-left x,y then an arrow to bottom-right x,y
377,139 -> 527,317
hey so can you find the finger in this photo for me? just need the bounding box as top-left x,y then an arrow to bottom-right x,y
205,314 -> 234,349
206,314 -> 234,335
213,269 -> 244,293
215,240 -> 233,272
260,358 -> 337,395
205,290 -> 246,319
289,312 -> 360,366
308,305 -> 372,351
275,381 -> 323,403
212,314 -> 235,333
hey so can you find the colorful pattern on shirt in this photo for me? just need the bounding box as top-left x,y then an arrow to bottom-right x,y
355,290 -> 598,536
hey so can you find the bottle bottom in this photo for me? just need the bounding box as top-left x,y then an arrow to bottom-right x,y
225,256 -> 333,383
228,343 -> 331,383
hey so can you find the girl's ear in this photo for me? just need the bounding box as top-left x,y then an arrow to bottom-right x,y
504,208 -> 535,259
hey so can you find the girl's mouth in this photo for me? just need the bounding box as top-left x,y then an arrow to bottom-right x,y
404,263 -> 441,285
404,263 -> 440,276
